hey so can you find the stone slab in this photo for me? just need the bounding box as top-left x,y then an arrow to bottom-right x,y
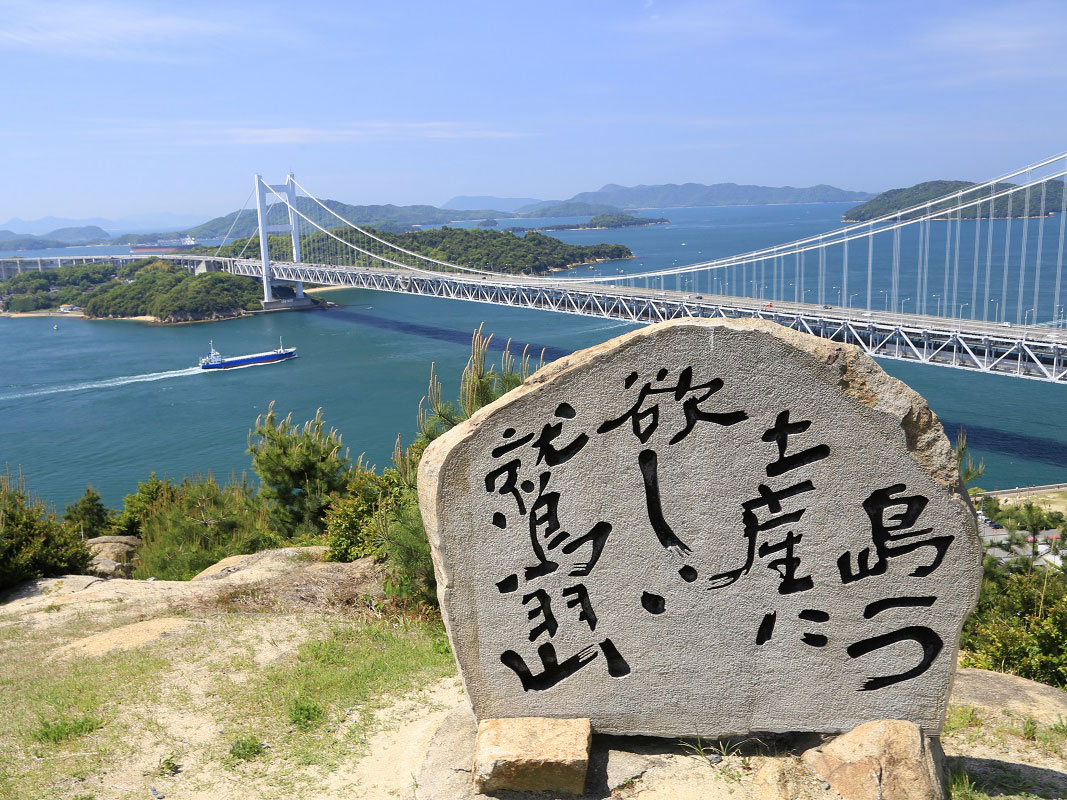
801,719 -> 946,800
951,667 -> 1067,726
415,703 -> 663,800
474,717 -> 592,795
418,318 -> 982,738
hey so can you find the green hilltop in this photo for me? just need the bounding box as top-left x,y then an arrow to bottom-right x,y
845,180 -> 1066,222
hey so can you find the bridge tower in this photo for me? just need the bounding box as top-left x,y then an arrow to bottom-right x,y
253,173 -> 305,305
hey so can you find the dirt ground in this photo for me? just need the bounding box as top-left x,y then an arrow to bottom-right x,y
1,550 -> 1065,800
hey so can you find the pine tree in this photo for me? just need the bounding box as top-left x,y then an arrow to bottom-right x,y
248,403 -> 352,539
62,487 -> 111,539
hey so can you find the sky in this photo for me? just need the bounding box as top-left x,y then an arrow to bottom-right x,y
3,0 -> 1067,222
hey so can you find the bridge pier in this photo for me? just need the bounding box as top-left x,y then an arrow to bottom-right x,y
260,295 -> 316,312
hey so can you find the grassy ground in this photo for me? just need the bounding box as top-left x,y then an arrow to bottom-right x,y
943,703 -> 1067,799
996,488 -> 1067,516
0,600 -> 454,800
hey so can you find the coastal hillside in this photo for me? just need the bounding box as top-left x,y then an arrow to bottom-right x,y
213,226 -> 632,274
845,179 -> 1066,221
180,198 -> 515,240
0,258 -> 270,322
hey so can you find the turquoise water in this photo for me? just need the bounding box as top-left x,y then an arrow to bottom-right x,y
2,202 -> 1065,508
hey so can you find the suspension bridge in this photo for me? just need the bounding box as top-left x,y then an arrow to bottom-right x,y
6,152 -> 1067,383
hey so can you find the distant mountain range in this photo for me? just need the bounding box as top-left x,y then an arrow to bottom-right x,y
180,198 -> 511,240
0,225 -> 112,250
2,180 -> 874,253
536,182 -> 873,211
0,213 -> 207,236
443,195 -> 541,212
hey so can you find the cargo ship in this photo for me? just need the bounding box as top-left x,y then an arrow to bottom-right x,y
130,235 -> 199,255
199,339 -> 297,370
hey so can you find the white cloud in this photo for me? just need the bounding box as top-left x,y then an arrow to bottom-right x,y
618,0 -> 816,45
0,1 -> 245,60
86,119 -> 526,145
917,2 -> 1067,80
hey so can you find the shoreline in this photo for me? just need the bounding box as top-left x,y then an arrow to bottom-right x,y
0,310 -> 246,326
1,310 -> 87,319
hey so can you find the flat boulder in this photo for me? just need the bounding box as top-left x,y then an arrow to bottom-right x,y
473,717 -> 592,795
801,719 -> 945,800
85,535 -> 139,564
950,667 -> 1067,726
87,555 -> 133,579
418,318 -> 981,738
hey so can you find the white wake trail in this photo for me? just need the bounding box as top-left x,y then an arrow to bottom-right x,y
0,366 -> 202,402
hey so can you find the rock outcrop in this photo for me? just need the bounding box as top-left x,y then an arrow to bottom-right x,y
802,720 -> 946,800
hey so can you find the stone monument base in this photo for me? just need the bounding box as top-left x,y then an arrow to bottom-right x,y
473,717 -> 592,795
415,704 -> 947,800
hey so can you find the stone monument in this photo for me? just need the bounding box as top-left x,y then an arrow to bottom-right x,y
418,318 -> 982,739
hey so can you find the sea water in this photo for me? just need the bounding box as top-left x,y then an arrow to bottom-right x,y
2,202 -> 1065,508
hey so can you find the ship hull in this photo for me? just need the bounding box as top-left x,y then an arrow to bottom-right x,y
200,349 -> 297,370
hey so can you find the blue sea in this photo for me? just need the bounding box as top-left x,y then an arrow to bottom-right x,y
2,202 -> 1065,509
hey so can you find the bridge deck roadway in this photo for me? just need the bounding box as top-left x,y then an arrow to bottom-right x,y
5,252 -> 1062,382
157,255 -> 1066,384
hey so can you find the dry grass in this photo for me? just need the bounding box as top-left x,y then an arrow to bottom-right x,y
0,570 -> 453,800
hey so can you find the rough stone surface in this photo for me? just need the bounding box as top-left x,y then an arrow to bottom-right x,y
418,318 -> 981,737
417,704 -> 668,800
801,720 -> 946,800
753,760 -> 805,800
86,537 -> 138,564
950,667 -> 1067,726
473,717 -> 592,795
84,535 -> 141,547
87,555 -> 133,578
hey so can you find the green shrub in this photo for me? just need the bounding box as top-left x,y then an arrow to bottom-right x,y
1022,716 -> 1038,740
62,487 -> 112,539
325,465 -> 404,561
287,696 -> 325,730
961,566 -> 1067,688
228,736 -> 265,762
109,473 -> 177,538
33,713 -> 102,744
248,403 -> 353,540
1,472 -> 92,592
132,475 -> 280,581
376,497 -> 436,605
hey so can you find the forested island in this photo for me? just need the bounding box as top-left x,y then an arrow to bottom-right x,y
2,226 -> 632,319
211,225 -> 633,274
534,213 -> 669,231
518,201 -> 623,217
844,180 -> 1066,222
0,259 -> 268,322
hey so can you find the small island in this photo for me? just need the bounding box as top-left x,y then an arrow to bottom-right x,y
505,213 -> 669,234
539,213 -> 669,231
0,259 -> 273,323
